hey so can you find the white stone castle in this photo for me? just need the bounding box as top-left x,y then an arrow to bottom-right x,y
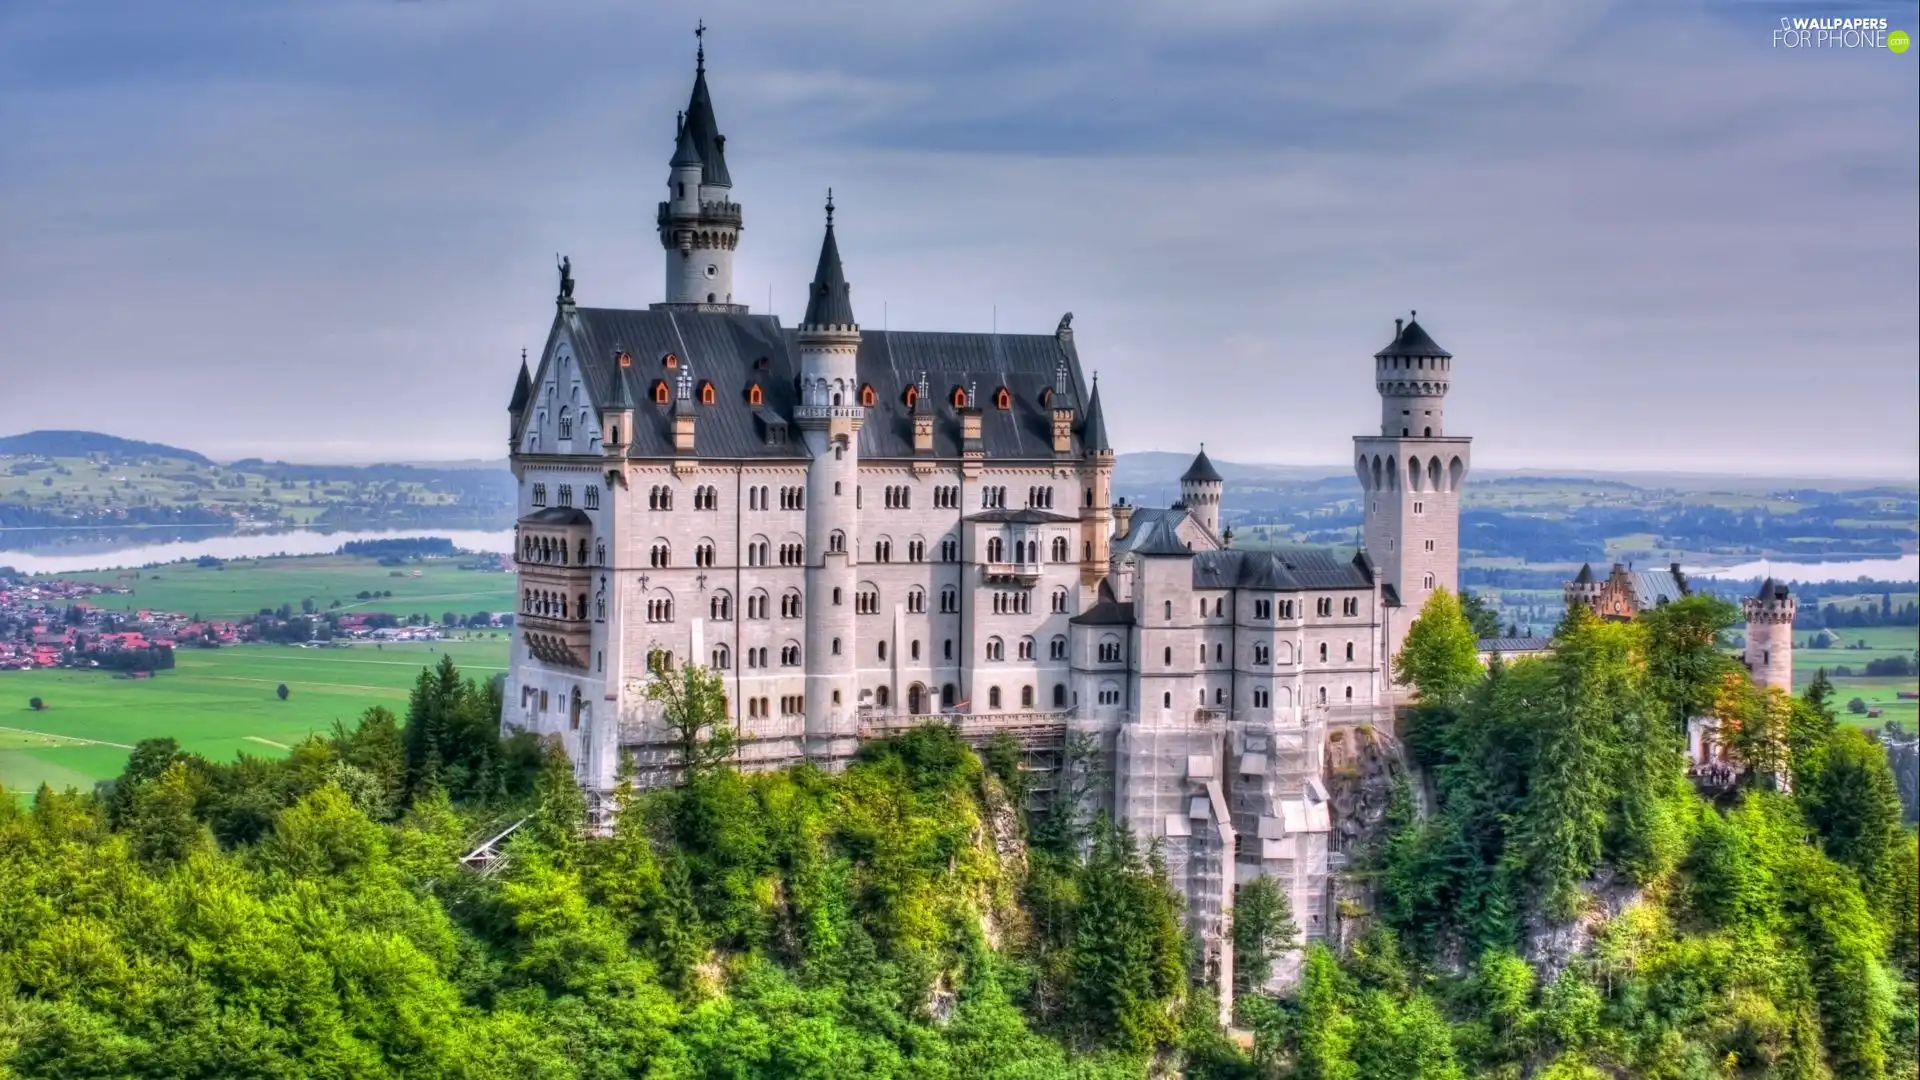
501,38 -> 1473,1002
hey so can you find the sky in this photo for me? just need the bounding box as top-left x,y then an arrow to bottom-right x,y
1,0 -> 1915,477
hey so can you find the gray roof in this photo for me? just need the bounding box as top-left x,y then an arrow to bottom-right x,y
680,59 -> 731,187
1070,598 -> 1136,626
1375,316 -> 1451,359
1755,577 -> 1790,601
1478,636 -> 1552,654
602,353 -> 634,409
1181,448 -> 1222,484
1191,545 -> 1374,591
1630,569 -> 1688,607
521,506 -> 592,526
1573,563 -> 1595,585
1131,513 -> 1197,557
802,219 -> 856,328
966,508 -> 1080,524
542,307 -> 1096,461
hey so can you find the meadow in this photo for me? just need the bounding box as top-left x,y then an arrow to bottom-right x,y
61,554 -> 519,621
1,638 -> 510,798
1790,623 -> 1920,729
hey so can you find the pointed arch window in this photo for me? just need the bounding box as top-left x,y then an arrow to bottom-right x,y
950,386 -> 967,408
699,381 -> 716,405
903,385 -> 918,409
859,384 -> 877,407
652,381 -> 670,404
662,352 -> 679,370
747,383 -> 764,406
994,386 -> 1012,410
1040,387 -> 1054,407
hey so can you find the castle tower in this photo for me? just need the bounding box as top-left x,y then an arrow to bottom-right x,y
1743,579 -> 1796,693
796,192 -> 863,756
1353,312 -> 1471,668
1080,374 -> 1116,595
657,26 -> 743,310
1564,562 -> 1601,613
1180,446 -> 1224,538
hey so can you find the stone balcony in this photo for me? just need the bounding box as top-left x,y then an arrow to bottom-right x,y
518,611 -> 590,670
655,200 -> 743,226
983,561 -> 1043,585
792,404 -> 867,423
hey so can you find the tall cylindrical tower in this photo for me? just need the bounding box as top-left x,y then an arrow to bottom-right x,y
1179,446 -> 1224,538
1353,312 -> 1471,670
797,194 -> 863,757
1743,579 -> 1796,693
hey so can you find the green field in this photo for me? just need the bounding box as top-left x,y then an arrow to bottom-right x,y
55,553 -> 518,621
1788,625 -> 1919,728
1,639 -> 510,798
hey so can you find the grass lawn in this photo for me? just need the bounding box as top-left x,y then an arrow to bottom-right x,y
1,638 -> 509,799
1787,625 -> 1919,728
53,554 -> 518,622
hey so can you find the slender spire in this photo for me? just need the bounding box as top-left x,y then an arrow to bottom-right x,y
1082,374 -> 1111,453
508,351 -> 532,413
680,23 -> 730,187
802,191 -> 856,328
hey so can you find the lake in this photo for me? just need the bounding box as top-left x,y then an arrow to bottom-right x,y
1,529 -> 516,576
1691,553 -> 1919,584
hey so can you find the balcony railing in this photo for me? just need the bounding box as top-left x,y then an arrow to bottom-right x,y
792,404 -> 866,422
656,200 -> 743,225
983,562 -> 1043,584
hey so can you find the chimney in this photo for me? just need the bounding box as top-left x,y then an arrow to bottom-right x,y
1394,317 -> 1403,337
1113,498 -> 1135,539
960,385 -> 983,454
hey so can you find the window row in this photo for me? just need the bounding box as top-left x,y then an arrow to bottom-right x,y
521,589 -> 589,621
520,534 -> 590,566
745,485 -> 806,511
980,684 -> 1068,709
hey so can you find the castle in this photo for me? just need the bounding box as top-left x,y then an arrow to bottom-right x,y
495,38 -> 1783,1007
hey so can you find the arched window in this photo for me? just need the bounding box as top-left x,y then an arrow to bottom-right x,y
940,586 -> 958,613
1017,636 -> 1035,660
1051,587 -> 1069,613
1423,572 -> 1436,590
988,686 -> 1002,709
700,381 -> 716,405
875,685 -> 890,708
652,381 -> 670,404
710,591 -> 732,620
986,637 -> 1005,661
987,537 -> 1004,562
747,383 -> 764,406
829,531 -> 846,554
1050,636 -> 1068,660
1051,536 -> 1069,561
1345,642 -> 1354,661
1319,686 -> 1328,704
1020,685 -> 1034,708
1052,684 -> 1067,708
878,640 -> 888,661
904,385 -> 918,409
1164,600 -> 1173,620
1319,643 -> 1328,662
1164,646 -> 1173,666
859,384 -> 877,407
558,407 -> 573,439
950,385 -> 967,408
994,387 -> 1011,410
712,644 -> 731,670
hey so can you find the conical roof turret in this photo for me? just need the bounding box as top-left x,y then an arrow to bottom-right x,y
508,354 -> 532,413
1375,311 -> 1451,359
1082,375 -> 1111,453
669,111 -> 703,169
801,191 -> 856,329
680,35 -> 731,188
1182,446 -> 1222,484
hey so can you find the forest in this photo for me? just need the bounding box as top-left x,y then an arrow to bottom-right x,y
1,592 -> 1916,1078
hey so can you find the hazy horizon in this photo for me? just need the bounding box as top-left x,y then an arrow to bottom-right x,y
2,1 -> 1915,476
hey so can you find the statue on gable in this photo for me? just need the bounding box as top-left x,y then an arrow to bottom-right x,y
557,256 -> 575,301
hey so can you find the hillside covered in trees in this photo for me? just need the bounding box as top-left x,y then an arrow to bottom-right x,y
2,596 -> 1916,1077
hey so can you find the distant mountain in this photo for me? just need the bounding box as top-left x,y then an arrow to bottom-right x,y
0,430 -> 213,466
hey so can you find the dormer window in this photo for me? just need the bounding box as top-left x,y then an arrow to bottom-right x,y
904,385 -> 918,409
859,384 -> 877,407
652,381 -> 670,405
663,352 -> 679,370
950,386 -> 967,408
994,387 -> 1011,410
699,381 -> 716,405
747,383 -> 764,406
1040,388 -> 1054,407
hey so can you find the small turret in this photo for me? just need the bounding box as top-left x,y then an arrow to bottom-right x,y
1180,445 -> 1224,537
601,349 -> 635,452
508,350 -> 532,448
1564,562 -> 1601,613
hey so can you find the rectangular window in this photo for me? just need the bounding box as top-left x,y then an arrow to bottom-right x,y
1413,501 -> 1425,515
1424,539 -> 1435,552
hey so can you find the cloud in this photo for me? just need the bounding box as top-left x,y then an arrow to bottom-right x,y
0,0 -> 1913,477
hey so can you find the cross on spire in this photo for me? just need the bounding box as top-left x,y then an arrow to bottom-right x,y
825,187 -> 835,227
695,20 -> 705,70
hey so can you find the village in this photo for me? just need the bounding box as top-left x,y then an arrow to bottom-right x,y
0,571 -> 504,673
